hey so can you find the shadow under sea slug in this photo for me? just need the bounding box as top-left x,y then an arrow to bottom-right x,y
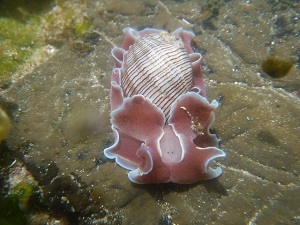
103,27 -> 226,184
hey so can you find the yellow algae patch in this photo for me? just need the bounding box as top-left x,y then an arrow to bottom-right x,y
0,107 -> 11,142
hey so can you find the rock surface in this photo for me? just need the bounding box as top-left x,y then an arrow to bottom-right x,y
1,0 -> 299,224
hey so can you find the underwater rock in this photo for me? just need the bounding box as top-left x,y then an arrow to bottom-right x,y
1,0 -> 299,224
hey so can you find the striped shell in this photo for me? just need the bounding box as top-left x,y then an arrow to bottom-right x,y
122,33 -> 193,119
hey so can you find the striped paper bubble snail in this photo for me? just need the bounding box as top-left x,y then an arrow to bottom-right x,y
103,27 -> 226,184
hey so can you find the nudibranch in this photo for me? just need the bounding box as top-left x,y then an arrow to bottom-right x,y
104,27 -> 226,184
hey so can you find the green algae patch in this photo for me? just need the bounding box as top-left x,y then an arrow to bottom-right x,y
0,0 -> 92,89
0,180 -> 39,225
0,17 -> 43,89
42,0 -> 92,46
0,194 -> 28,225
75,19 -> 92,37
0,0 -> 53,89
